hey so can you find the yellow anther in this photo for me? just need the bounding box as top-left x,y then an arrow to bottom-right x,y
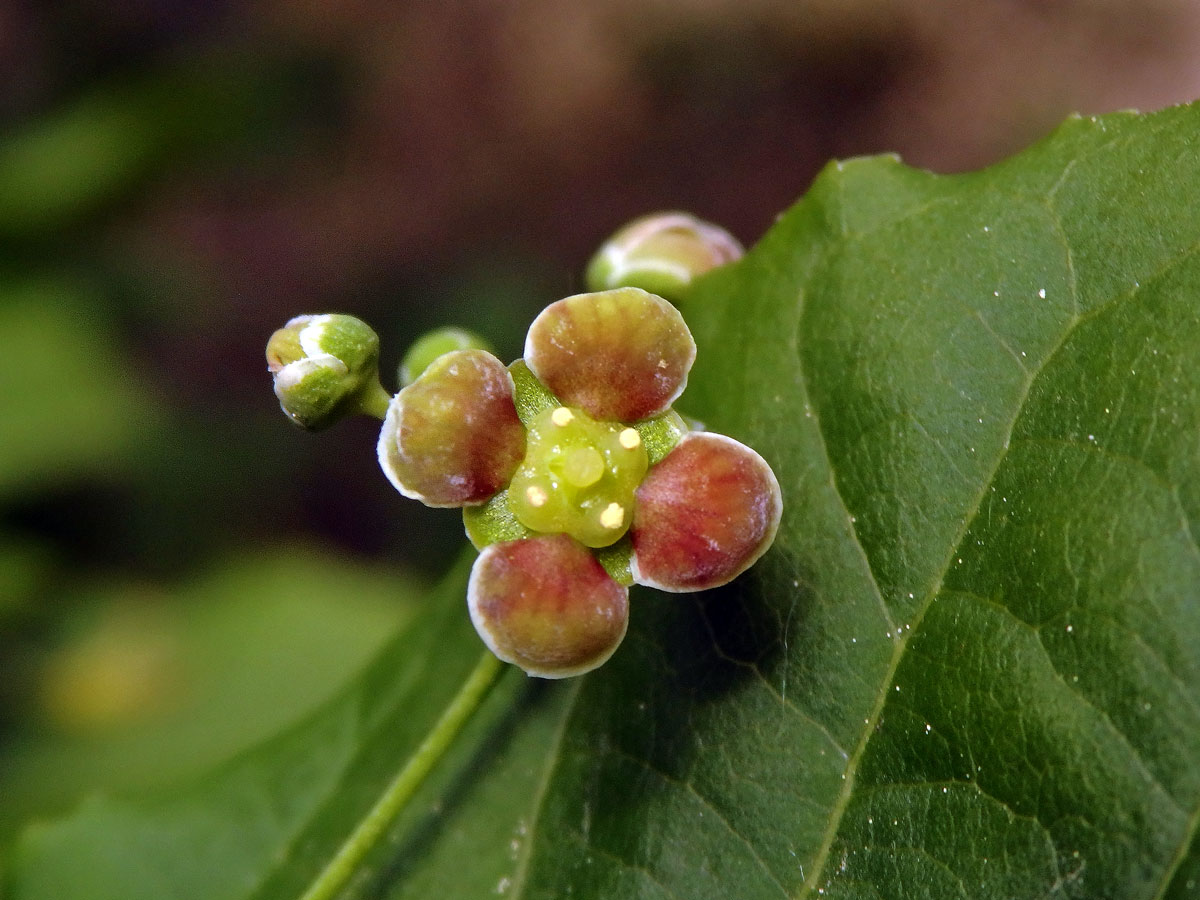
599,502 -> 625,530
618,428 -> 641,450
525,485 -> 548,507
551,407 -> 575,427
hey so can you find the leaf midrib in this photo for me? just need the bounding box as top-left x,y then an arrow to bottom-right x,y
509,679 -> 581,899
795,171 -> 1200,895
795,184 -> 1096,898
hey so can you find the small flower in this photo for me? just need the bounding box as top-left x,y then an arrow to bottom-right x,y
377,287 -> 781,678
266,314 -> 387,430
585,211 -> 744,302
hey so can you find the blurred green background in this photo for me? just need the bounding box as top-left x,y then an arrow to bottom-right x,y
2,0 -> 1199,863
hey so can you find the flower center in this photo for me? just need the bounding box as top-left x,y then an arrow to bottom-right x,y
508,405 -> 648,548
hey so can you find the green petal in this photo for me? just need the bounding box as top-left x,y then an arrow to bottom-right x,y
631,432 -> 782,592
377,349 -> 525,507
462,488 -> 533,550
524,288 -> 696,422
468,534 -> 629,678
507,358 -> 560,426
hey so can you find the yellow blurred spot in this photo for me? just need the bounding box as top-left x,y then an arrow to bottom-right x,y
40,603 -> 180,734
619,428 -> 641,449
551,407 -> 574,427
526,485 -> 548,507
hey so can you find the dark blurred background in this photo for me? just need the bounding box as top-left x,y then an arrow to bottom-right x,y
2,0 -> 1198,859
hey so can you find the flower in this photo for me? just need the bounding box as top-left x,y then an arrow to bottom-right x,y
376,287 -> 782,679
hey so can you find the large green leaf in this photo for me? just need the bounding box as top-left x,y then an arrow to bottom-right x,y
8,102 -> 1200,899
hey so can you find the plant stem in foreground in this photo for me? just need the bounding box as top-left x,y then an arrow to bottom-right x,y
298,649 -> 505,900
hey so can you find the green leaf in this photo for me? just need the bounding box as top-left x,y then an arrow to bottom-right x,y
9,102 -> 1200,899
0,547 -> 419,846
0,279 -> 159,500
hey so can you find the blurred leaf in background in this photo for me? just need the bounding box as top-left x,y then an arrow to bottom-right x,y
0,278 -> 156,499
0,547 -> 419,848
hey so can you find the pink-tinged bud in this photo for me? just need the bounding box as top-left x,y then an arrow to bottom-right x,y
585,211 -> 743,301
631,432 -> 781,592
524,288 -> 696,423
378,349 -> 525,507
468,534 -> 629,678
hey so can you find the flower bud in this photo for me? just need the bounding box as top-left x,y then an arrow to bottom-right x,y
399,326 -> 494,387
585,212 -> 744,301
266,314 -> 384,430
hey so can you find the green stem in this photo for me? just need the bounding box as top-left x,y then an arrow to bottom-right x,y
298,650 -> 505,900
357,378 -> 393,420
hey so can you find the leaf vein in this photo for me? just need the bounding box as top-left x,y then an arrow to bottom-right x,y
696,601 -> 850,759
560,826 -> 686,900
602,743 -> 791,898
509,679 -> 583,899
799,160 -> 1200,898
956,590 -> 1188,818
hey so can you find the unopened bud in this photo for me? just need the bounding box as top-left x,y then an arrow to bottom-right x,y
399,326 -> 494,387
585,211 -> 743,301
266,314 -> 384,430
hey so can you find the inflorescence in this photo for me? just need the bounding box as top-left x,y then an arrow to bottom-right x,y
266,212 -> 780,678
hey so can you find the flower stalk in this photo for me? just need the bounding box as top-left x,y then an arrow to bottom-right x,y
298,650 -> 504,900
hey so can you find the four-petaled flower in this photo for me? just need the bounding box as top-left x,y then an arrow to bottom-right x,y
377,287 -> 781,678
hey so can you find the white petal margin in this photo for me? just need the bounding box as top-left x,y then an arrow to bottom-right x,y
272,354 -> 347,395
376,391 -> 440,505
297,314 -> 334,357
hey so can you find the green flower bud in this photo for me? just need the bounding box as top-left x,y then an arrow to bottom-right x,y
585,212 -> 743,302
266,314 -> 387,430
399,326 -> 494,387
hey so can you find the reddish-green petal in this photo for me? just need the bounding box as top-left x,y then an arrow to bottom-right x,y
468,534 -> 629,678
631,432 -> 782,592
524,288 -> 695,422
377,349 -> 525,507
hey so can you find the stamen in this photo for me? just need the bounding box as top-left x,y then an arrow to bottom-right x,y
508,404 -> 648,548
599,502 -> 625,529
